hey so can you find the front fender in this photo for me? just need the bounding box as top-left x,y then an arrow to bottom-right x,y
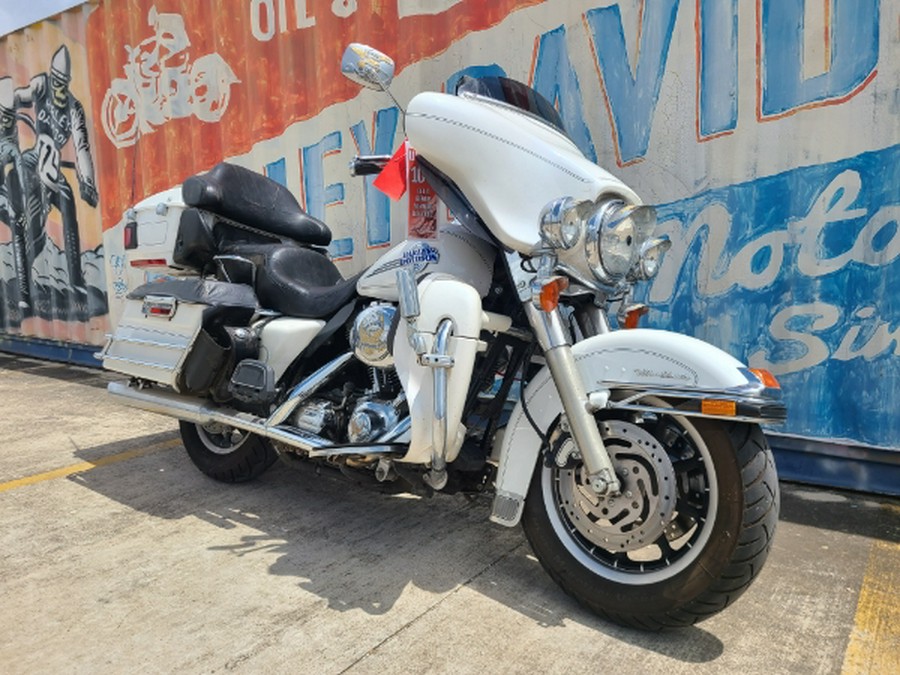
490,329 -> 783,527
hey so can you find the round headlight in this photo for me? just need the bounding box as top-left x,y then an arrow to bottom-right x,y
584,200 -> 657,285
539,197 -> 583,250
637,236 -> 671,280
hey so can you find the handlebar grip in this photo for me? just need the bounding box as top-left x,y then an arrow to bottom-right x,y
350,155 -> 392,177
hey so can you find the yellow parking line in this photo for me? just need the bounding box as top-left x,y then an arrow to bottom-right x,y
0,439 -> 181,494
842,537 -> 900,674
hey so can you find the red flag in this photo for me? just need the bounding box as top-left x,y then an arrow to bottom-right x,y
373,139 -> 409,200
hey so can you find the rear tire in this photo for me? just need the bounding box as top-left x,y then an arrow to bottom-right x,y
521,415 -> 779,630
179,421 -> 277,483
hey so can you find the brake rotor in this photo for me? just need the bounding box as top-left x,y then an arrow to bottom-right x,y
552,419 -> 677,552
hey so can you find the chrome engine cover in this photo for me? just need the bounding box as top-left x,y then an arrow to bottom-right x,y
293,399 -> 335,435
348,399 -> 400,443
349,304 -> 397,368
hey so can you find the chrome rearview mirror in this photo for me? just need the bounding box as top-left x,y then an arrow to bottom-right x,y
341,43 -> 395,90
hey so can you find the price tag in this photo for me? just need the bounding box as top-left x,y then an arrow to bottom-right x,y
407,147 -> 438,240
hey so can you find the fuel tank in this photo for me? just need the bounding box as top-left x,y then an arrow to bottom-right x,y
356,222 -> 496,301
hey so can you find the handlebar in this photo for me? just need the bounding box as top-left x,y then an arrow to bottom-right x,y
350,155 -> 392,177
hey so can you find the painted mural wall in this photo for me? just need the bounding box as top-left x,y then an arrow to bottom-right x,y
0,4 -> 107,348
0,0 -> 897,452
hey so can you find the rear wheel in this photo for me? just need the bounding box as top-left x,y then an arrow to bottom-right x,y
521,408 -> 779,630
179,421 -> 277,483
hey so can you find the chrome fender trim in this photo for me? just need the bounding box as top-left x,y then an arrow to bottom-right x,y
490,329 -> 785,527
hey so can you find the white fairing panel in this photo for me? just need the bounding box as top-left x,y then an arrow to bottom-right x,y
357,221 -> 495,301
405,92 -> 640,252
392,275 -> 483,465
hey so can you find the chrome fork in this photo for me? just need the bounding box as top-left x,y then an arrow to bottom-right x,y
508,251 -> 621,496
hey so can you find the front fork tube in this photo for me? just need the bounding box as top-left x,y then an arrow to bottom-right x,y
524,303 -> 621,496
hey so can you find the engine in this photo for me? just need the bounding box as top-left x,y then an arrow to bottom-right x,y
290,367 -> 404,446
283,303 -> 406,452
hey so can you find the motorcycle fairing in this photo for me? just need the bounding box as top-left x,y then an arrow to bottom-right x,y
405,91 -> 640,253
491,329 -> 786,527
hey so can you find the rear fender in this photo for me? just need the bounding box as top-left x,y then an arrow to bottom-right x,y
490,329 -> 784,527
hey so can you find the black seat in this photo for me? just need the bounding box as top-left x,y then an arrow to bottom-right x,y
182,162 -> 332,247
223,243 -> 360,319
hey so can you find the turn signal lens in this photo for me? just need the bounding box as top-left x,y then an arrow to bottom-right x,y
750,368 -> 781,389
623,304 -> 649,329
701,399 -> 737,416
538,277 -> 569,312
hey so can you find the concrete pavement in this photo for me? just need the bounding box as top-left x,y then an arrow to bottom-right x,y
0,352 -> 897,674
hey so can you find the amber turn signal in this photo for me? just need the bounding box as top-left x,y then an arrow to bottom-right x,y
623,304 -> 649,329
538,277 -> 569,312
749,368 -> 781,389
701,399 -> 738,416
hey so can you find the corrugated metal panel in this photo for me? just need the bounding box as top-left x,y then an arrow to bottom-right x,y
0,1 -> 897,464
0,3 -> 107,349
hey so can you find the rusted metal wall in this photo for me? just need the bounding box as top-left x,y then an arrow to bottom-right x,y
0,1 -> 898,465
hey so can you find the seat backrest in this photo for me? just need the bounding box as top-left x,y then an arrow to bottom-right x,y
182,162 -> 332,247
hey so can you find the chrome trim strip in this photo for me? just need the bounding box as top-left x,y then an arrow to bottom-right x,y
606,402 -> 784,424
101,354 -> 177,371
106,336 -> 186,349
606,385 -> 782,406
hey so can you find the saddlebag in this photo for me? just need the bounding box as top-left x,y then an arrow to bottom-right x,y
101,279 -> 258,394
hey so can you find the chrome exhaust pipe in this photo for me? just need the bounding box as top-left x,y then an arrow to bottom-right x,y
107,352 -> 358,453
107,380 -> 330,452
107,349 -> 410,458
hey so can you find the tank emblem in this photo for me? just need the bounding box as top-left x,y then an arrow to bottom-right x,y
400,242 -> 440,273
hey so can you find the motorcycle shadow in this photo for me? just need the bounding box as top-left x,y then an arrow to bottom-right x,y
69,435 -> 725,661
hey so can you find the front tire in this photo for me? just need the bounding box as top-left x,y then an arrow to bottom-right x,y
179,421 -> 277,483
521,414 -> 779,630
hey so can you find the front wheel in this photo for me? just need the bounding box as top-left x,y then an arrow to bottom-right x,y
521,411 -> 779,630
179,421 -> 277,483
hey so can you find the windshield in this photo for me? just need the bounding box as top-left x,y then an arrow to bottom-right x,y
455,76 -> 567,136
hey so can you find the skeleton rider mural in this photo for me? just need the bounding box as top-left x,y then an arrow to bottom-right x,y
12,45 -> 99,306
0,76 -> 32,309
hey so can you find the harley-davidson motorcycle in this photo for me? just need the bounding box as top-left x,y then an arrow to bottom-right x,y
101,44 -> 785,629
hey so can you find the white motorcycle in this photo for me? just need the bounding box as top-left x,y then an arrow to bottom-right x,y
101,44 -> 785,629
